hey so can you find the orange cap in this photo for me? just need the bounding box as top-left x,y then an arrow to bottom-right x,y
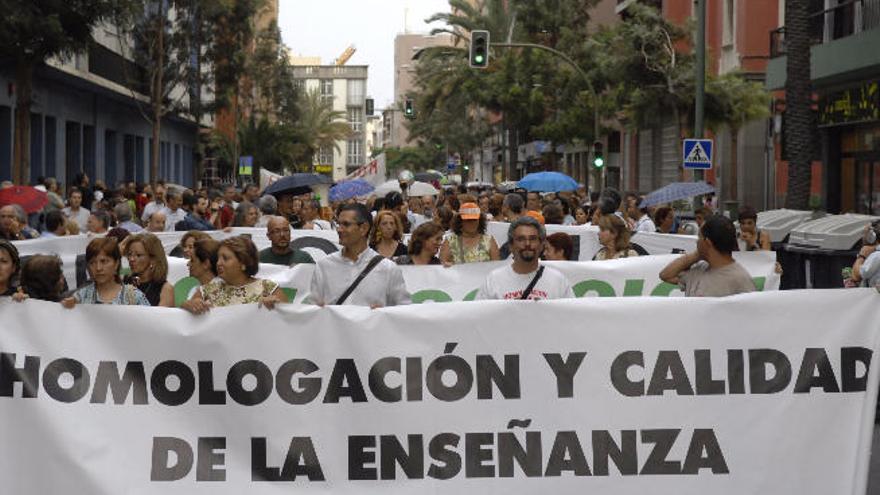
459,202 -> 481,220
525,210 -> 545,225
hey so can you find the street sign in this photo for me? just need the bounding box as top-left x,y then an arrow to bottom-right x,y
238,156 -> 253,175
682,139 -> 713,169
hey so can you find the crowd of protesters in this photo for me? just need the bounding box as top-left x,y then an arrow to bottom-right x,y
0,174 -> 790,312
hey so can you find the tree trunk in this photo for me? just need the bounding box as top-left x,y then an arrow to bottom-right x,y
12,61 -> 34,185
784,0 -> 813,209
150,1 -> 166,186
729,126 -> 739,202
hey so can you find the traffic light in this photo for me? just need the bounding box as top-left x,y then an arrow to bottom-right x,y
592,141 -> 604,168
404,98 -> 414,119
469,30 -> 490,69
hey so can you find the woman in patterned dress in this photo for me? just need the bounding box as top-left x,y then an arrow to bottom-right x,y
182,236 -> 287,314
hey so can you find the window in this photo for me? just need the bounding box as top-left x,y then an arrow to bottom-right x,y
320,79 -> 333,103
348,108 -> 363,132
318,145 -> 334,166
347,79 -> 365,106
347,139 -> 363,167
722,0 -> 735,46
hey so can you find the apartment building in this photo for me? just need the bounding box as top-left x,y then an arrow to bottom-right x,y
0,23 -> 199,188
291,64 -> 369,181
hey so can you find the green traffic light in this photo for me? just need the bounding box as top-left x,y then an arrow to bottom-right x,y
593,157 -> 604,168
474,54 -> 484,64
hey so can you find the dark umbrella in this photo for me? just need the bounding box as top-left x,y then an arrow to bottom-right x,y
263,173 -> 333,197
0,185 -> 49,213
414,171 -> 442,182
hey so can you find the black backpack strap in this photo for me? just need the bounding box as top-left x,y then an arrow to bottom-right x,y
520,266 -> 545,300
336,255 -> 384,305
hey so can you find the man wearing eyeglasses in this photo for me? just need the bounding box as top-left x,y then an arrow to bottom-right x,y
477,216 -> 574,300
309,203 -> 410,307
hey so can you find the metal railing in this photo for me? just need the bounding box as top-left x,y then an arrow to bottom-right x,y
770,0 -> 880,57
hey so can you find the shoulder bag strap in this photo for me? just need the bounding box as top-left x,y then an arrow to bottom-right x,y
520,266 -> 545,300
336,255 -> 384,305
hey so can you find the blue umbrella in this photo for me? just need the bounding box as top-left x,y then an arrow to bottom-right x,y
639,181 -> 715,208
517,171 -> 578,192
330,178 -> 375,202
263,173 -> 333,197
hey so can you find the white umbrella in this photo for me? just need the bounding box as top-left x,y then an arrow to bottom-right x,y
373,180 -> 402,197
407,181 -> 440,197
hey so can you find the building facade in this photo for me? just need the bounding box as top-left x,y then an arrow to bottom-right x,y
389,33 -> 455,148
766,0 -> 880,215
616,0 -> 779,212
0,25 -> 199,188
291,64 -> 369,181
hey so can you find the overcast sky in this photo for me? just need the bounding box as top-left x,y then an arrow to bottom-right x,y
278,0 -> 451,109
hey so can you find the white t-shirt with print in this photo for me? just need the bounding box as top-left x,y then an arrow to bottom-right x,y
477,264 -> 574,301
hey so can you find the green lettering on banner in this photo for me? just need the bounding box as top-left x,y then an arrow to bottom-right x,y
650,282 -> 678,297
282,288 -> 298,302
572,280 -> 616,297
463,289 -> 479,301
753,277 -> 766,291
174,277 -> 200,307
622,279 -> 646,297
411,290 -> 453,304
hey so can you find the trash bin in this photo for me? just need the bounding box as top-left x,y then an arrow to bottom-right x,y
756,209 -> 820,250
784,213 -> 880,289
733,209 -> 818,289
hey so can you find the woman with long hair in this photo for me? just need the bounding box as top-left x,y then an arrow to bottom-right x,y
123,233 -> 175,307
396,223 -> 444,265
439,203 -> 500,265
593,214 -> 640,260
370,210 -> 407,259
0,240 -> 21,297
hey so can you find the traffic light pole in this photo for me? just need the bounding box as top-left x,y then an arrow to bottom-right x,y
491,42 -> 601,190
694,0 -> 706,183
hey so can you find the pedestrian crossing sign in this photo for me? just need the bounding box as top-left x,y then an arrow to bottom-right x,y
682,139 -> 713,169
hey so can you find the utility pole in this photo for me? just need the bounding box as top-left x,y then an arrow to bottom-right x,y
694,0 -> 706,184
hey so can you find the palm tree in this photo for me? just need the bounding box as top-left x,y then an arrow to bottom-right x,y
292,89 -> 352,172
784,0 -> 814,209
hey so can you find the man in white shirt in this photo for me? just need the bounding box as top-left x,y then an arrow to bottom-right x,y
477,216 -> 574,300
309,204 -> 410,307
299,199 -> 332,230
62,188 -> 90,231
146,211 -> 166,232
141,184 -> 167,223
626,193 -> 655,233
160,190 -> 187,231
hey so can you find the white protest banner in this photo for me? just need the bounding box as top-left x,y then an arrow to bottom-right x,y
259,169 -> 283,192
12,228 -> 341,290
487,222 -> 697,261
163,252 -> 779,305
1,289 -> 878,493
345,153 -> 387,186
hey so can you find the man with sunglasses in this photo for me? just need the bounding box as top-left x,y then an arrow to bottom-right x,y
477,216 -> 574,300
309,204 -> 410,307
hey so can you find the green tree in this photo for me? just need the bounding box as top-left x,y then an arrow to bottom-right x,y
116,0 -> 196,185
0,0 -> 123,184
594,4 -> 696,138
290,89 -> 352,172
783,0 -> 814,209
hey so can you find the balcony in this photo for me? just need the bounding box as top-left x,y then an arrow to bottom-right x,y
770,0 -> 880,58
766,0 -> 880,89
